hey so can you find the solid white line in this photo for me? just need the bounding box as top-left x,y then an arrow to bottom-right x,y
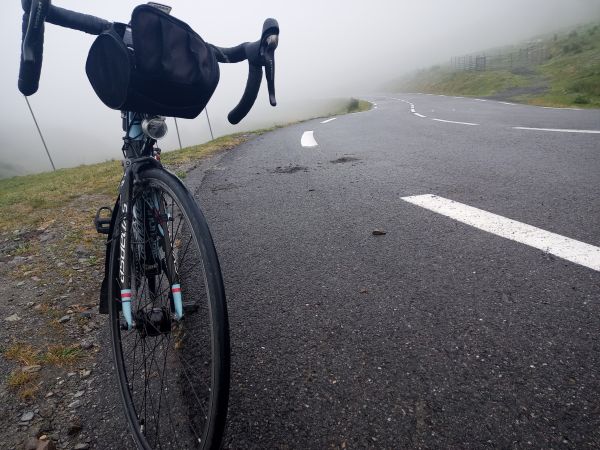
401,194 -> 600,272
414,113 -> 427,118
432,118 -> 479,126
321,118 -> 337,124
513,126 -> 600,134
301,131 -> 318,147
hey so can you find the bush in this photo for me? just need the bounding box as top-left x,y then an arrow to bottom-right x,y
573,95 -> 590,104
563,43 -> 583,54
348,98 -> 359,112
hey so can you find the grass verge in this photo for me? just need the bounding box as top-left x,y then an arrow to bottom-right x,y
0,133 -> 256,234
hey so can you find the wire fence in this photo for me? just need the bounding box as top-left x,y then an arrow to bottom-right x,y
451,42 -> 550,72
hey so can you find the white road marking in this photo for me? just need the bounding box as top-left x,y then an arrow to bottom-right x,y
301,131 -> 318,147
321,118 -> 337,124
432,118 -> 479,126
513,127 -> 600,134
474,98 -> 487,102
499,101 -> 516,106
414,113 -> 427,118
401,194 -> 600,272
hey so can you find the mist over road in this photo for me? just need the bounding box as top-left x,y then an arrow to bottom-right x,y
2,0 -> 600,175
191,95 -> 600,447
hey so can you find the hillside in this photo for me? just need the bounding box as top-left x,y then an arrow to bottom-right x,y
394,22 -> 600,108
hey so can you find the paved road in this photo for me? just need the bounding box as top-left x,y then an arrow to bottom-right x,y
190,94 -> 600,449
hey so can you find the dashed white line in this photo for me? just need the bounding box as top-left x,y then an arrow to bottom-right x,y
513,127 -> 600,134
432,118 -> 479,126
321,118 -> 337,124
401,194 -> 600,272
499,101 -> 516,106
414,113 -> 427,118
301,131 -> 318,147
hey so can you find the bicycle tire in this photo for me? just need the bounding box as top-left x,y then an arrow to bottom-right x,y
107,167 -> 230,449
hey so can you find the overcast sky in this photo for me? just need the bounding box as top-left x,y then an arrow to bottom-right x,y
1,0 -> 599,176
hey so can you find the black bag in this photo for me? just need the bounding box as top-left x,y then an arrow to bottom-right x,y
85,5 -> 219,119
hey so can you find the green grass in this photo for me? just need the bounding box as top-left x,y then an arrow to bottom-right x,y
402,68 -> 529,97
43,344 -> 83,366
529,26 -> 600,107
394,22 -> 600,108
0,133 -> 255,234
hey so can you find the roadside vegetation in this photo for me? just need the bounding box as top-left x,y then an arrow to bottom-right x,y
345,98 -> 373,113
394,22 -> 600,108
0,133 -> 257,234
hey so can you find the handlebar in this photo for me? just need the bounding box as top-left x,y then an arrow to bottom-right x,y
18,1 -> 279,124
19,0 -> 110,96
211,18 -> 279,124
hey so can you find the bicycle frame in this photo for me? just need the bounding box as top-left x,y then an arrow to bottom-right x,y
115,111 -> 184,330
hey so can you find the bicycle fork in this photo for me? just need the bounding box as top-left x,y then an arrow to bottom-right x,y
118,167 -> 184,331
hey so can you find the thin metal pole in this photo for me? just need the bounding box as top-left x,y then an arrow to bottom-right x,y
173,117 -> 183,150
205,107 -> 214,141
24,96 -> 55,171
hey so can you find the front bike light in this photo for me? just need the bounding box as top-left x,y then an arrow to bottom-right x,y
141,116 -> 168,140
266,34 -> 278,50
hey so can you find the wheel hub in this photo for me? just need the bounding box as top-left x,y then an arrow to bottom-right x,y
134,307 -> 172,337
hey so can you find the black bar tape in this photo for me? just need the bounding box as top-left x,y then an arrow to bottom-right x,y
228,63 -> 262,125
18,0 -> 48,96
47,5 -> 111,35
210,43 -> 248,64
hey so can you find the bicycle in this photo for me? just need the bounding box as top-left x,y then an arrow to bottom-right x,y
18,1 -> 279,448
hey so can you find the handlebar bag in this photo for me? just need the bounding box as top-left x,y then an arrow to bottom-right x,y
85,5 -> 219,119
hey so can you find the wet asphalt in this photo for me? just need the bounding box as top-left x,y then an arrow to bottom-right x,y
188,95 -> 600,449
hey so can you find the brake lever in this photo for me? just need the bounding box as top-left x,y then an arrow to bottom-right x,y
259,19 -> 279,107
262,35 -> 277,106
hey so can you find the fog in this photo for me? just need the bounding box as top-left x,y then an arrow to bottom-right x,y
1,0 -> 599,177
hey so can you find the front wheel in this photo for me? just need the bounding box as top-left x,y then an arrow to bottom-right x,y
107,168 -> 230,449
